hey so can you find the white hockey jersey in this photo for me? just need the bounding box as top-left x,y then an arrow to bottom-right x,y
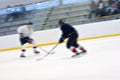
17,25 -> 34,37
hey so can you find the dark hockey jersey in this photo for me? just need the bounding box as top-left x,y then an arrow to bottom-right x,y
60,23 -> 76,38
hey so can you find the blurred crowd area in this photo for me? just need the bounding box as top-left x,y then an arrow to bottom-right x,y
88,0 -> 120,18
0,0 -> 120,22
0,0 -> 120,36
0,0 -> 56,22
4,4 -> 26,22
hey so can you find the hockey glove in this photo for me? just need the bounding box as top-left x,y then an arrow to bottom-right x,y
28,38 -> 33,44
59,37 -> 64,43
20,33 -> 24,38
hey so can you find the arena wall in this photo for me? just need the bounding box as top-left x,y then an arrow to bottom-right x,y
0,19 -> 120,51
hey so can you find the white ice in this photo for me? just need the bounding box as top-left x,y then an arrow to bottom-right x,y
0,36 -> 120,80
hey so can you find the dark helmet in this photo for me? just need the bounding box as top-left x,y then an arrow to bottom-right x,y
27,22 -> 33,25
58,19 -> 65,25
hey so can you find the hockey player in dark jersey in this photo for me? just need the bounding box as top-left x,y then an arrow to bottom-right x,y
58,19 -> 87,57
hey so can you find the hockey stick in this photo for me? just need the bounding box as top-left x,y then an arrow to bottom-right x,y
36,43 -> 59,61
47,43 -> 59,54
39,47 -> 55,54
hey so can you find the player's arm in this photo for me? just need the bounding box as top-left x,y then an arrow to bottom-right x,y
17,28 -> 24,38
59,28 -> 66,43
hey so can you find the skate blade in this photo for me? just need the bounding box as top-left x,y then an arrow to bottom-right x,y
80,52 -> 87,55
71,52 -> 87,58
72,54 -> 81,58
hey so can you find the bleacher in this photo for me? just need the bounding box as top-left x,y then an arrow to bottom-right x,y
0,8 -> 51,35
41,2 -> 90,29
41,1 -> 120,29
0,0 -> 120,36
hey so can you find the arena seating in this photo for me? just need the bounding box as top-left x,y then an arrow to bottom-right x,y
0,0 -> 120,36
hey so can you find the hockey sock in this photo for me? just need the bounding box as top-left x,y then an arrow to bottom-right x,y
69,46 -> 78,53
21,49 -> 26,54
78,46 -> 85,51
31,40 -> 38,51
21,44 -> 27,54
33,46 -> 37,51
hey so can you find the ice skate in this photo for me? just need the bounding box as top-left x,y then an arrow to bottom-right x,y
80,49 -> 87,55
72,52 -> 81,57
20,54 -> 26,58
72,49 -> 87,57
34,50 -> 40,54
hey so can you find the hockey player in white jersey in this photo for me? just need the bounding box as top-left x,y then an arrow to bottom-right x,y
17,22 -> 40,57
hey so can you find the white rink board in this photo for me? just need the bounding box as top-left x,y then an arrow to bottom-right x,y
0,19 -> 120,49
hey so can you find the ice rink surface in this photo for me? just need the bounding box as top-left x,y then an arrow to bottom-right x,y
0,36 -> 120,80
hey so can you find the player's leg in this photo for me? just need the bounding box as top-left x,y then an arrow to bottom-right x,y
20,37 -> 29,57
68,32 -> 87,57
72,39 -> 87,53
71,32 -> 87,53
66,41 -> 80,57
77,45 -> 87,53
28,38 -> 40,54
66,33 -> 80,56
